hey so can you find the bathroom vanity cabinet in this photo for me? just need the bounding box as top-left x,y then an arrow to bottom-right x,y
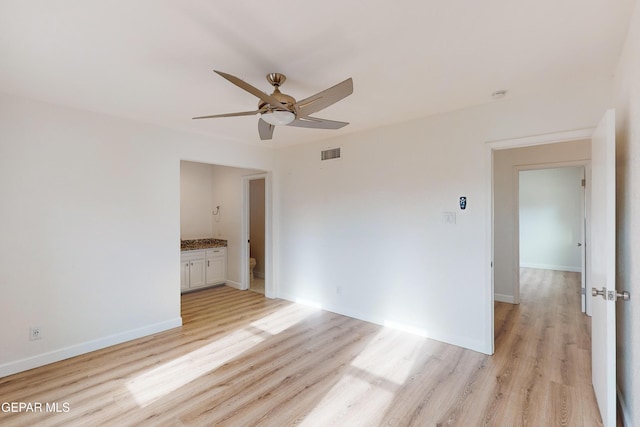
180,247 -> 226,292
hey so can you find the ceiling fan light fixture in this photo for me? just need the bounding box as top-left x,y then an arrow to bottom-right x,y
261,110 -> 295,126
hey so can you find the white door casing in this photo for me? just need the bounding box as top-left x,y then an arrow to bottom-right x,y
590,109 -> 616,427
581,167 -> 587,313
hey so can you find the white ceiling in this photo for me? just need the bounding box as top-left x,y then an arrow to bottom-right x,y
0,1 -> 634,148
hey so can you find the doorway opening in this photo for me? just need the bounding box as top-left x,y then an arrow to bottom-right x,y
247,176 -> 266,294
242,173 -> 272,297
180,161 -> 272,306
488,133 -> 593,356
517,165 -> 588,313
488,114 -> 618,425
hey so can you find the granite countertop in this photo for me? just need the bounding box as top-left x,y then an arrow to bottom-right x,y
181,238 -> 228,251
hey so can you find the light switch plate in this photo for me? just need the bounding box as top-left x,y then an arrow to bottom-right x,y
442,212 -> 456,224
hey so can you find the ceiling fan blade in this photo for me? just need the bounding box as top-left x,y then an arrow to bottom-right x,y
215,70 -> 287,110
287,117 -> 349,130
294,78 -> 353,117
258,118 -> 275,140
192,110 -> 260,120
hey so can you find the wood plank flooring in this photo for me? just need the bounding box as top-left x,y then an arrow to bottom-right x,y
0,269 -> 604,426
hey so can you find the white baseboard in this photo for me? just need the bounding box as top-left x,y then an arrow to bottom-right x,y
617,385 -> 631,427
225,280 -> 243,290
494,293 -> 517,303
519,263 -> 581,273
0,317 -> 182,378
276,291 -> 490,355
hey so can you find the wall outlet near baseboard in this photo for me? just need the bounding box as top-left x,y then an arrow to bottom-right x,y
30,327 -> 42,341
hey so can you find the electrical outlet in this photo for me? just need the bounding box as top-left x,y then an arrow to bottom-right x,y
30,327 -> 42,341
336,286 -> 342,295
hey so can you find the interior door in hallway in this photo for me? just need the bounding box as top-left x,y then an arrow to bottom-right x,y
590,109 -> 617,427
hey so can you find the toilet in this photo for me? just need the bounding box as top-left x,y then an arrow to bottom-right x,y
249,257 -> 256,282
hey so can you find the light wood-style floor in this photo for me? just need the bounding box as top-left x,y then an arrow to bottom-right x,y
250,277 -> 265,294
0,268 -> 604,426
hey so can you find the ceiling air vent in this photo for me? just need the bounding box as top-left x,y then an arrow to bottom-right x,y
321,147 -> 341,161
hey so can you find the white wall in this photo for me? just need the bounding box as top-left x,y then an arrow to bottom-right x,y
180,160 -> 215,239
0,92 -> 275,377
612,0 -> 640,424
493,141 -> 591,303
519,167 -> 584,272
277,80 -> 610,354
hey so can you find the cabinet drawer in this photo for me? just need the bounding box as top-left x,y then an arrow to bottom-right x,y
206,248 -> 226,258
181,250 -> 205,261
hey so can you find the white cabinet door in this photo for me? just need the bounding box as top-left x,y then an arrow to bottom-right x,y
180,261 -> 190,291
181,251 -> 206,291
206,248 -> 227,285
189,258 -> 206,289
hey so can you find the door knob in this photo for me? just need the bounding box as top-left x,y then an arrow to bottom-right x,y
592,287 -> 631,301
577,242 -> 583,247
613,290 -> 631,301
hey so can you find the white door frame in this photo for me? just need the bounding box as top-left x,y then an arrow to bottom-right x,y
486,128 -> 594,354
242,172 -> 273,297
512,161 -> 590,310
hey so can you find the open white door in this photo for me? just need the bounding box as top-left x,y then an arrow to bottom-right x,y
590,109 -> 617,426
580,167 -> 588,313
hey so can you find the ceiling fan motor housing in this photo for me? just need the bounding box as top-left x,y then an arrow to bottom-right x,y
259,73 -> 296,111
258,92 -> 296,111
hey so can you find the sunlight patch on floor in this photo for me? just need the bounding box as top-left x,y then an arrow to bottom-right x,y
250,302 -> 319,334
126,304 -> 314,407
300,376 -> 395,426
299,328 -> 424,426
383,319 -> 429,338
350,328 -> 424,384
126,329 -> 265,407
293,297 -> 323,310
